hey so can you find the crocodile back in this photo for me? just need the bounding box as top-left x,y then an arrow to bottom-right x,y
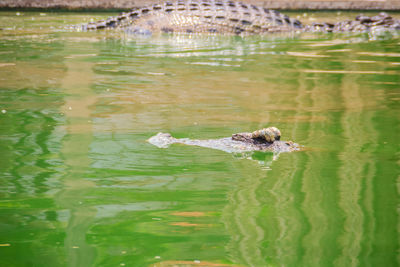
85,0 -> 302,34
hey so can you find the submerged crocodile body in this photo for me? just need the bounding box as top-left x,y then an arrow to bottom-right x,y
81,0 -> 400,35
147,127 -> 301,153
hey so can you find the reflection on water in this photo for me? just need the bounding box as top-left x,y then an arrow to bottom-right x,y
0,11 -> 399,267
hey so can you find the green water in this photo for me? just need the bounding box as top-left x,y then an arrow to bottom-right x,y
0,11 -> 399,267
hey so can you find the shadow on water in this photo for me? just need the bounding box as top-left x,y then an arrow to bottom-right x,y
0,12 -> 399,267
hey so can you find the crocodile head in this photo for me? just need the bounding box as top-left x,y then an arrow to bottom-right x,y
251,127 -> 281,143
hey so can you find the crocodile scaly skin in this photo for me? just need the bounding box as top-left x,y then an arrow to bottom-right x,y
84,0 -> 303,34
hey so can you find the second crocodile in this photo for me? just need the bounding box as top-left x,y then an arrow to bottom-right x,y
147,127 -> 301,153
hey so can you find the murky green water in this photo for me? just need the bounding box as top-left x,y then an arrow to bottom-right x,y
0,11 -> 399,267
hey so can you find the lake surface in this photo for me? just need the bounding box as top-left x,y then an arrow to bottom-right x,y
0,11 -> 399,267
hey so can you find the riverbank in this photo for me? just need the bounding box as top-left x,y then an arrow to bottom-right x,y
1,0 -> 400,11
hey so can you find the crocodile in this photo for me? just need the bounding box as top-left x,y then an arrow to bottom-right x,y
147,127 -> 301,153
80,0 -> 400,35
81,0 -> 302,34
